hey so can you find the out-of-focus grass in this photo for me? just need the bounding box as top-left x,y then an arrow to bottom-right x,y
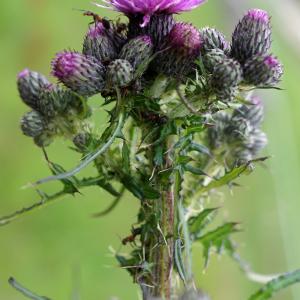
0,0 -> 300,299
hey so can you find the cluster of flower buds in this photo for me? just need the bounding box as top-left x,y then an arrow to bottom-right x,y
18,69 -> 89,147
200,9 -> 283,102
207,97 -> 268,166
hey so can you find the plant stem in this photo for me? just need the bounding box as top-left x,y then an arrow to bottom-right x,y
151,137 -> 175,299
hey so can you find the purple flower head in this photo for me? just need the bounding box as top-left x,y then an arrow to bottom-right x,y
51,51 -> 106,96
246,9 -> 269,24
169,23 -> 202,56
95,0 -> 206,26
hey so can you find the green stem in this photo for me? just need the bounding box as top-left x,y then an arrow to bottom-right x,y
9,277 -> 51,300
0,190 -> 66,227
151,137 -> 175,300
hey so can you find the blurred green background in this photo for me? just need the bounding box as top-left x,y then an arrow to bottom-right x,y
1,0 -> 300,299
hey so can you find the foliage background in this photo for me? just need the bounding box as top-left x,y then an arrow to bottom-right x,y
0,0 -> 299,299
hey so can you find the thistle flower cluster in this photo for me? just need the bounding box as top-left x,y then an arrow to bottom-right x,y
14,2 -> 285,299
18,69 -> 89,147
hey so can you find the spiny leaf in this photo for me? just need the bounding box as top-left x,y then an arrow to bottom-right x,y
184,164 -> 210,177
79,177 -> 120,197
196,222 -> 240,268
120,174 -> 160,200
188,143 -> 212,157
189,208 -> 219,240
248,269 -> 300,300
199,164 -> 252,193
9,277 -> 51,300
48,162 -> 79,194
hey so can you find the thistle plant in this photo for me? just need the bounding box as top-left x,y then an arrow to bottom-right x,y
3,1 -> 300,300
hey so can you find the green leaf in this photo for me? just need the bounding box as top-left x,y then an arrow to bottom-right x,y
121,174 -> 160,200
79,177 -> 120,197
48,162 -> 79,194
177,156 -> 194,165
189,208 -> 219,240
199,164 -> 252,194
196,222 -> 240,268
122,141 -> 130,174
154,145 -> 163,166
184,165 -> 210,177
248,269 -> 300,300
188,143 -> 212,157
174,239 -> 187,285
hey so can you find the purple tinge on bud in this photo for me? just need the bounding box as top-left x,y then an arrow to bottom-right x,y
246,8 -> 269,23
243,54 -> 283,87
231,8 -> 272,63
17,69 -> 51,110
154,22 -> 202,77
98,0 -> 206,27
128,14 -> 175,49
83,22 -> 119,62
51,51 -> 106,96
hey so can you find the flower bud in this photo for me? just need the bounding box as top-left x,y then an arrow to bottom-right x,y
38,85 -> 85,118
73,132 -> 92,151
17,69 -> 51,110
200,27 -> 230,54
51,51 -> 106,96
83,22 -> 118,62
202,49 -> 228,73
119,35 -> 154,70
243,55 -> 283,87
211,58 -> 242,101
232,97 -> 264,128
128,14 -> 175,49
155,22 -> 202,77
20,110 -> 46,138
231,9 -> 272,63
106,59 -> 134,89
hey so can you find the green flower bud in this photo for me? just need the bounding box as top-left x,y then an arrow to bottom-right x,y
202,49 -> 228,73
38,85 -> 86,119
20,111 -> 46,138
119,36 -> 154,70
200,27 -> 230,54
212,58 -> 243,90
106,59 -> 134,89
